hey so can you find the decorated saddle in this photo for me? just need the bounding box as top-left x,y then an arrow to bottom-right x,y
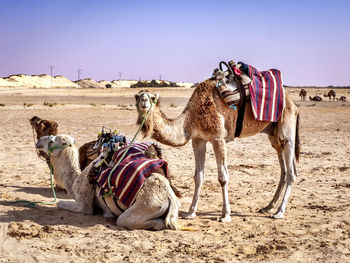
214,61 -> 285,123
95,142 -> 168,208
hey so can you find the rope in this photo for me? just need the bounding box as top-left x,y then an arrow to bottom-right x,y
103,93 -> 157,197
9,135 -> 67,208
9,164 -> 58,208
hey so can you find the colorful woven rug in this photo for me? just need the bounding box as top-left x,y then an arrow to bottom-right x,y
245,64 -> 285,122
96,142 -> 168,207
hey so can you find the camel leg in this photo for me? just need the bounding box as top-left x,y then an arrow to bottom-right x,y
57,166 -> 94,215
182,138 -> 207,219
259,134 -> 286,213
212,139 -> 231,223
117,174 -> 170,230
272,111 -> 298,219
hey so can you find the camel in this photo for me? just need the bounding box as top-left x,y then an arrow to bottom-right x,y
30,116 -> 111,170
299,89 -> 307,101
134,79 -> 300,221
337,96 -> 347,102
309,96 -> 323,101
35,134 -> 181,230
324,89 -> 336,101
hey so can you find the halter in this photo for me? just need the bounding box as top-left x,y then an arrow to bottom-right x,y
47,135 -> 71,155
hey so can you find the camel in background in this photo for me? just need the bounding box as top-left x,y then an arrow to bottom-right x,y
134,80 -> 300,221
337,96 -> 347,102
324,90 -> 336,101
309,96 -> 323,101
299,89 -> 307,101
35,135 -> 181,230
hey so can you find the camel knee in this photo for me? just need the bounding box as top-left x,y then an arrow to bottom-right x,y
278,136 -> 289,149
218,176 -> 228,187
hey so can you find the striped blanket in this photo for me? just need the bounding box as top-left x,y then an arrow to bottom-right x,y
246,64 -> 285,122
96,142 -> 168,208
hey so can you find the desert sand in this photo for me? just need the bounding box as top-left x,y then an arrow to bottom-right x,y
0,86 -> 349,262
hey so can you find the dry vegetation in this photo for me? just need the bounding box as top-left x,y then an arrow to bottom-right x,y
0,87 -> 349,262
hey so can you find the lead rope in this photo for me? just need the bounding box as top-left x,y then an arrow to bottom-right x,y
103,93 -> 157,197
9,138 -> 65,207
9,162 -> 58,208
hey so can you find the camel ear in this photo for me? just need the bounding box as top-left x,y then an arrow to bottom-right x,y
134,94 -> 140,101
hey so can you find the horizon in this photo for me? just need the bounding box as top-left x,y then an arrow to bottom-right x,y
1,0 -> 349,86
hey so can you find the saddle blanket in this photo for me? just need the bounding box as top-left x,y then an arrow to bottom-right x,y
96,142 -> 168,208
244,63 -> 285,122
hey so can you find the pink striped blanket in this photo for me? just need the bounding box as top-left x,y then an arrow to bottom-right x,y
96,142 -> 168,208
246,64 -> 285,122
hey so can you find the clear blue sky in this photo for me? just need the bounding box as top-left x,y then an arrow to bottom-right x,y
1,0 -> 349,86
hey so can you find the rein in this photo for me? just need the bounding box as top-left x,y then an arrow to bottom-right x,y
9,136 -> 70,208
103,92 -> 157,197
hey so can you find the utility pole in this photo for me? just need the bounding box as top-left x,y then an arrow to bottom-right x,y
77,69 -> 82,81
48,65 -> 55,88
159,74 -> 162,81
118,72 -> 122,80
139,76 -> 141,81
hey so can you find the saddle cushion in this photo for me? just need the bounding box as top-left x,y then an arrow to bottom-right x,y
96,142 -> 168,208
245,63 -> 285,122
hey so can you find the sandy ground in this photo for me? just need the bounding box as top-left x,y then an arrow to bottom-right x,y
0,87 -> 350,262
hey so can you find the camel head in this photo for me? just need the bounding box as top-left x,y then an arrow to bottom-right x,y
134,90 -> 159,115
36,134 -> 75,156
30,116 -> 58,140
134,90 -> 160,138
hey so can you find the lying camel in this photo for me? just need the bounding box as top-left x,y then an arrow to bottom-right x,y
35,134 -> 181,230
30,116 -> 99,170
309,96 -> 323,101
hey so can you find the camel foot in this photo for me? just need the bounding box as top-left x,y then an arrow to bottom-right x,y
180,211 -> 196,219
271,211 -> 284,219
258,206 -> 272,214
218,214 -> 231,223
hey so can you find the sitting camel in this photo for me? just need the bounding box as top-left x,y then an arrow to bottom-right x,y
35,135 -> 181,230
134,81 -> 300,221
309,96 -> 323,101
30,116 -> 116,170
337,96 -> 347,102
299,89 -> 307,101
324,89 -> 336,101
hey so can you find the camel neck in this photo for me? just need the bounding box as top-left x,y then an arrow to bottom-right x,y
150,107 -> 190,147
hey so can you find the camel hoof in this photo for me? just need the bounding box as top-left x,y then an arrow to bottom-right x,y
180,211 -> 196,219
271,212 -> 284,219
218,214 -> 231,223
258,207 -> 272,214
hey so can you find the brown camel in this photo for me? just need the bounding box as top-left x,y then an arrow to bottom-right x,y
309,96 -> 323,101
324,89 -> 336,101
135,80 -> 300,221
299,89 -> 307,101
338,96 -> 347,102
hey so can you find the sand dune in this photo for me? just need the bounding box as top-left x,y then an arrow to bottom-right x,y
0,74 -> 194,89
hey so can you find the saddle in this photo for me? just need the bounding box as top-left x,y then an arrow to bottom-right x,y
213,60 -> 251,137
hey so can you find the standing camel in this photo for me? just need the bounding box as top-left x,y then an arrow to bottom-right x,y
324,90 -> 336,101
35,135 -> 181,230
299,89 -> 307,101
134,80 -> 300,221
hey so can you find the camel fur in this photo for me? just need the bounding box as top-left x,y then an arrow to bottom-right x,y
135,79 -> 300,221
36,135 -> 181,230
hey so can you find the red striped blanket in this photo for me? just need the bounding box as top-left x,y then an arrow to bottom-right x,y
246,64 -> 285,122
96,142 -> 168,208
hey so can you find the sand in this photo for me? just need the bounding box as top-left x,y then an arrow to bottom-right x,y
0,87 -> 349,262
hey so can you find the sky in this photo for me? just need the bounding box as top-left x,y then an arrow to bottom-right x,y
0,0 -> 349,86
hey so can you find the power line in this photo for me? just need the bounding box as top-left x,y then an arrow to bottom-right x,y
48,65 -> 55,88
77,69 -> 82,81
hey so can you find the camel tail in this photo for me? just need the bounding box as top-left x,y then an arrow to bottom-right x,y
295,112 -> 300,162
